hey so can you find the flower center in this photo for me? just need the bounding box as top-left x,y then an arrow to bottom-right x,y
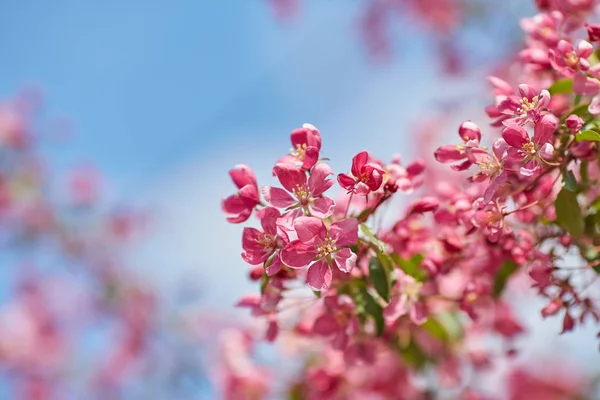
316,237 -> 338,259
292,184 -> 310,204
404,279 -> 422,300
565,52 -> 579,68
539,27 -> 552,38
255,233 -> 277,250
290,144 -> 307,161
516,96 -> 538,114
522,141 -> 536,155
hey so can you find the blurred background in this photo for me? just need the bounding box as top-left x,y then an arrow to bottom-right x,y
0,0 -> 599,398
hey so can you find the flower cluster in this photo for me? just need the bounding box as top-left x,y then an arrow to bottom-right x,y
222,1 -> 600,398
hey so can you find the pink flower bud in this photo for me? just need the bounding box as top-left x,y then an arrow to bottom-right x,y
541,299 -> 563,318
565,114 -> 584,134
586,23 -> 600,42
249,266 -> 264,281
458,121 -> 482,143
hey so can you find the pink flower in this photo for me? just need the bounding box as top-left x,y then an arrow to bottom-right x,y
222,165 -> 260,223
434,121 -> 482,170
281,217 -> 358,290
312,295 -> 358,350
565,114 -> 584,133
520,11 -> 563,47
472,200 -> 506,242
464,139 -> 509,202
497,84 -> 551,125
337,151 -> 385,195
241,207 -> 288,276
549,39 -> 593,77
262,163 -> 335,218
503,114 -> 557,176
383,272 -> 427,325
278,123 -> 322,170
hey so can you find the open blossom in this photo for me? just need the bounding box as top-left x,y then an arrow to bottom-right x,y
337,151 -> 385,195
549,39 -> 593,76
278,124 -> 322,170
262,163 -> 335,218
503,113 -> 557,176
383,271 -> 427,325
281,217 -> 358,290
434,121 -> 482,170
472,199 -> 506,242
312,294 -> 359,350
497,84 -> 550,125
222,164 -> 260,223
241,207 -> 288,276
520,11 -> 563,47
466,138 -> 509,203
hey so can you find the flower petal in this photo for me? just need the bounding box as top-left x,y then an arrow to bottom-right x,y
502,124 -> 529,148
312,314 -> 340,336
306,260 -> 333,291
333,247 -> 357,273
309,197 -> 335,219
329,219 -> 358,247
272,163 -> 306,193
308,163 -> 334,197
280,240 -> 318,268
257,207 -> 281,235
266,254 -> 283,276
351,151 -> 369,177
262,186 -> 296,208
294,216 -> 326,243
533,113 -> 557,145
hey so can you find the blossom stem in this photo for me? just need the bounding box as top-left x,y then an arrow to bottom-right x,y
344,192 -> 354,218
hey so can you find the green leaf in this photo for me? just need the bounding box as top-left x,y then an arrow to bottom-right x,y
554,188 -> 584,239
398,339 -> 428,369
360,224 -> 386,253
492,260 -> 519,297
567,104 -> 590,118
562,169 -> 577,192
390,253 -> 425,281
548,78 -> 573,95
356,207 -> 373,222
435,312 -> 463,341
421,318 -> 449,342
369,257 -> 391,302
576,130 -> 600,142
358,287 -> 385,336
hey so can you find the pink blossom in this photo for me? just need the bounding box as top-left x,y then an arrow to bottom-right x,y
337,151 -> 385,195
312,295 -> 358,350
520,11 -> 563,47
383,272 -> 427,325
281,217 -> 358,290
503,114 -> 557,176
262,163 -> 335,218
278,123 -> 322,170
549,39 -> 593,77
497,84 -> 551,125
241,207 -> 288,276
434,121 -> 482,170
222,164 -> 260,223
